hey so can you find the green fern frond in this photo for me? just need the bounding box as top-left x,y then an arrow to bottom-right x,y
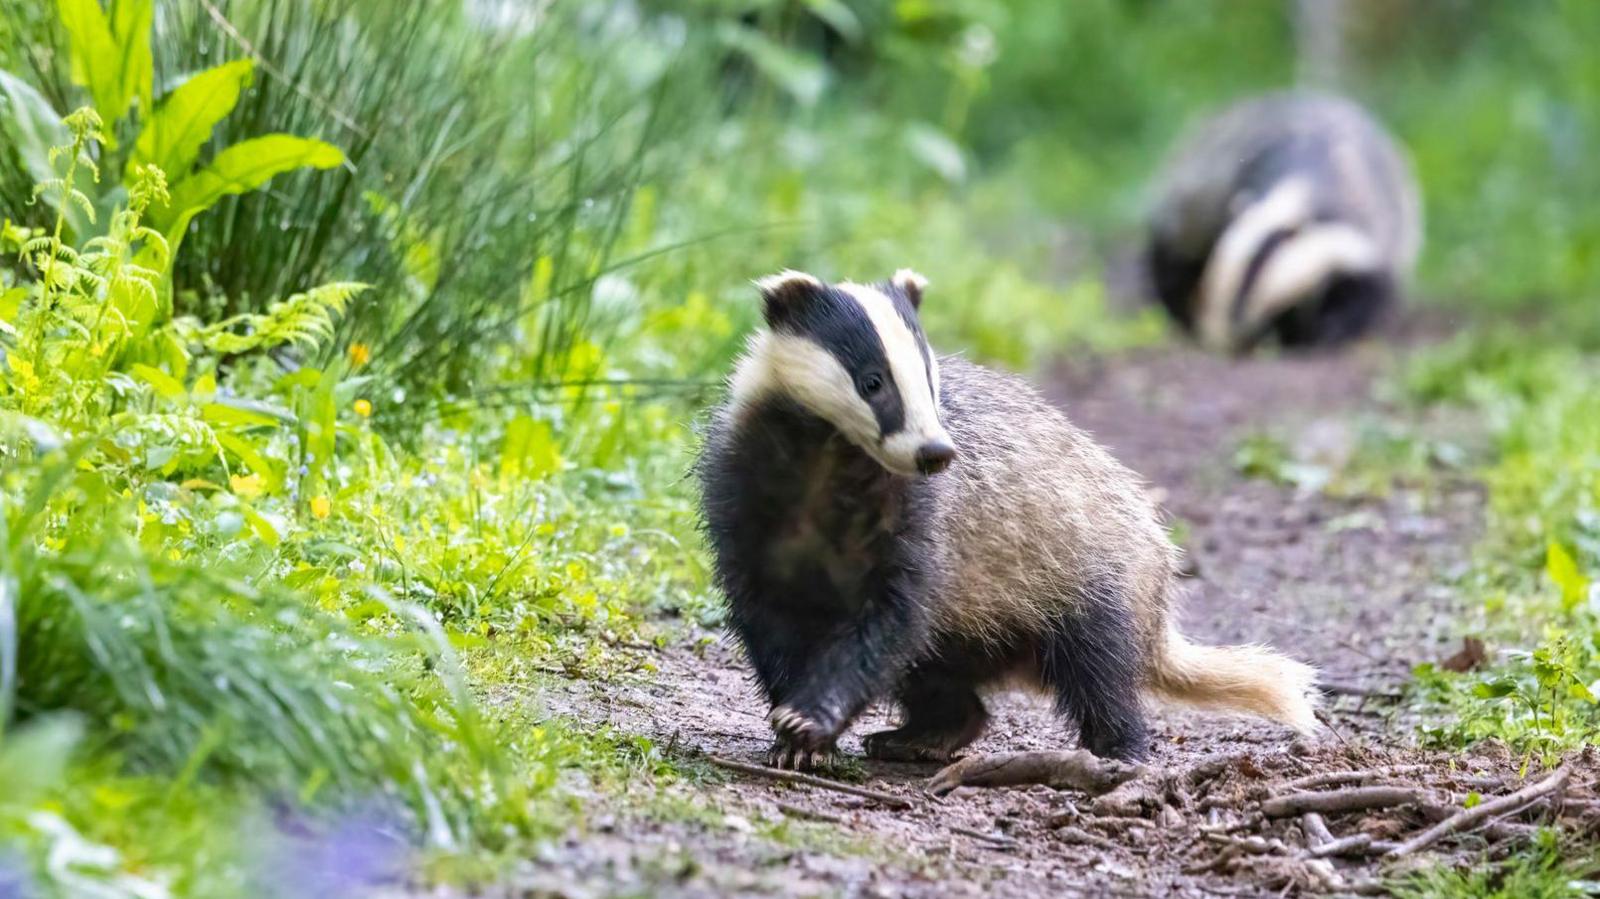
189,281 -> 368,356
66,189 -> 96,224
22,236 -> 71,258
130,227 -> 170,270
29,178 -> 65,204
82,235 -> 124,255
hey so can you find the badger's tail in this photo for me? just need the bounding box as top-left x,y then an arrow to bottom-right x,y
1147,624 -> 1320,733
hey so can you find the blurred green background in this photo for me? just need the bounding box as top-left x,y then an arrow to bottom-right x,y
2,1 -> 1598,894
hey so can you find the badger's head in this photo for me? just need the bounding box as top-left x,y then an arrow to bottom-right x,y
1196,177 -> 1388,353
729,269 -> 955,477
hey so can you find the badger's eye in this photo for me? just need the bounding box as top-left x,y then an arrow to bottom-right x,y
858,372 -> 885,397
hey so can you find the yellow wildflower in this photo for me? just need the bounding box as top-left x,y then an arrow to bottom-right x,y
310,495 -> 332,519
347,342 -> 371,367
354,398 -> 373,418
230,473 -> 264,498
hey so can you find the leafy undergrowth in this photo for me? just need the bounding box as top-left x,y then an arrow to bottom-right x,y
0,104 -> 711,893
1227,330 -> 1600,757
1394,332 -> 1600,759
1392,831 -> 1600,899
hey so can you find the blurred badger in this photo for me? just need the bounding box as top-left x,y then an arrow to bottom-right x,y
1146,92 -> 1422,353
697,269 -> 1318,770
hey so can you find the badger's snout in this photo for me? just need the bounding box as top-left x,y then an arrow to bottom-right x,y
914,440 -> 956,475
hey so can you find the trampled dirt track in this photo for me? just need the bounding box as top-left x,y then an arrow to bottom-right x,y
515,337 -> 1596,898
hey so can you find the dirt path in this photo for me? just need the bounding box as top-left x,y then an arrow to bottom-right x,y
519,341 -> 1576,898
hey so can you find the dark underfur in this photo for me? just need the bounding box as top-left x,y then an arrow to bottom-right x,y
697,373 -> 1149,764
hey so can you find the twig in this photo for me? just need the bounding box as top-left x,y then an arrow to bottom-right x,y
1319,680 -> 1403,701
1056,825 -> 1121,851
775,801 -> 843,824
1262,785 -> 1425,817
1184,845 -> 1239,876
1388,763 -> 1572,857
708,756 -> 912,809
950,824 -> 1019,849
1300,812 -> 1333,847
1419,802 -> 1542,842
1199,816 -> 1259,836
1284,765 -> 1430,791
927,749 -> 1141,796
1203,832 -> 1289,856
1306,832 -> 1375,858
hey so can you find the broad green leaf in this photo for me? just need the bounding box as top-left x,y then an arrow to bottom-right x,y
130,59 -> 254,180
0,716 -> 84,807
500,415 -> 562,481
110,0 -> 154,118
216,431 -> 282,492
240,505 -> 282,546
202,398 -> 294,429
801,0 -> 862,42
129,362 -> 186,400
903,122 -> 967,183
57,0 -> 130,132
0,69 -> 69,191
154,135 -> 345,245
715,22 -> 828,107
0,285 -> 24,333
1472,679 -> 1518,699
1546,542 -> 1590,613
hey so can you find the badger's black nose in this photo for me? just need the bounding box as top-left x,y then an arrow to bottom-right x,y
914,440 -> 956,475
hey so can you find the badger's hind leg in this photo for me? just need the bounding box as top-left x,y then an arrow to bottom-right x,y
1042,586 -> 1151,762
863,671 -> 988,763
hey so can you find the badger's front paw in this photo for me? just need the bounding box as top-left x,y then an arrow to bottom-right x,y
766,705 -> 838,771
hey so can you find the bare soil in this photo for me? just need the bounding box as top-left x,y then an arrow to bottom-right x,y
510,340 -> 1594,898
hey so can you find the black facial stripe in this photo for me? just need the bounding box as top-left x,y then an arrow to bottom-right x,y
775,286 -> 905,438
1229,226 -> 1298,326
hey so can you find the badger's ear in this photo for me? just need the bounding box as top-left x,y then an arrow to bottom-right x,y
754,270 -> 824,328
891,268 -> 929,309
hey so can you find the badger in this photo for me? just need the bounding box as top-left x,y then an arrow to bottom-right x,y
696,269 -> 1318,769
1145,91 -> 1422,353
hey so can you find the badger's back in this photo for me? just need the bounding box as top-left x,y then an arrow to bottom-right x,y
925,358 -> 1178,650
1153,92 -> 1419,268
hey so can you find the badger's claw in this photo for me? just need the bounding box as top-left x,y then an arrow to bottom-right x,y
766,740 -> 838,771
766,704 -> 837,770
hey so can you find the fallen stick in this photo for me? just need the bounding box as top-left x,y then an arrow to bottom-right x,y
950,824 -> 1019,849
708,756 -> 912,809
1284,765 -> 1431,791
1419,802 -> 1542,842
1203,832 -> 1289,856
1301,812 -> 1334,847
927,750 -> 1141,797
1388,763 -> 1572,857
1307,832 -> 1375,858
1262,785 -> 1425,817
1056,825 -> 1121,851
1198,817 -> 1258,836
1319,680 -> 1403,701
775,801 -> 844,824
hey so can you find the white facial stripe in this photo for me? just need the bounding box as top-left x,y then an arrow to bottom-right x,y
729,331 -> 880,449
1236,224 -> 1380,335
837,282 -> 948,462
1198,178 -> 1314,351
